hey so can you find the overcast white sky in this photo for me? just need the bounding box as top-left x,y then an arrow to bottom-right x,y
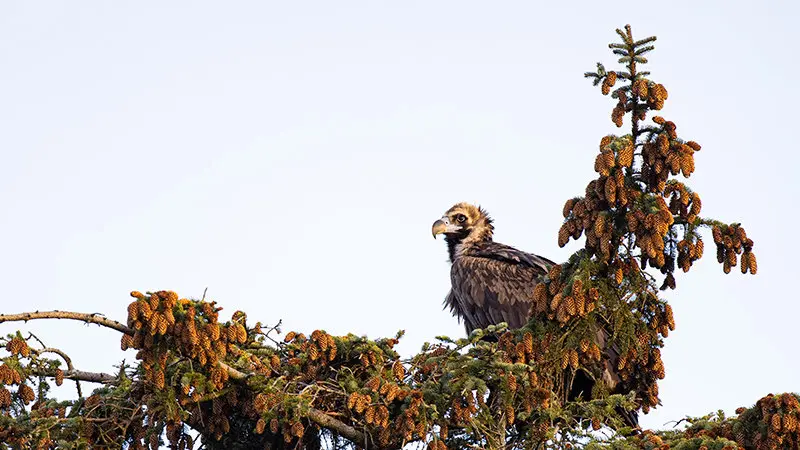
1,1 -> 798,432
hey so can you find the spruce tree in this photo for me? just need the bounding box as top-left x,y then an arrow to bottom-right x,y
1,25 -> 789,450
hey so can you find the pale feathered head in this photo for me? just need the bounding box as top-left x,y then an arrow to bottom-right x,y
432,202 -> 494,244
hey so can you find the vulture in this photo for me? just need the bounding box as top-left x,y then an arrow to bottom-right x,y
432,202 -> 638,428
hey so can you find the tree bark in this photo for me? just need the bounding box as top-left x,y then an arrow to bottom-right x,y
0,311 -> 132,334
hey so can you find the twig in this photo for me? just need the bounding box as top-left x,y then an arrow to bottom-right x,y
666,417 -> 690,428
121,403 -> 144,442
0,311 -> 132,334
255,319 -> 284,347
34,347 -> 75,371
26,332 -> 47,349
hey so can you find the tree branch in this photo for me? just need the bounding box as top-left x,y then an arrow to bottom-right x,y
65,369 -> 117,384
218,362 -> 367,445
33,346 -> 89,395
307,408 -> 367,446
219,361 -> 246,380
32,367 -> 117,384
34,347 -> 75,371
0,311 -> 132,334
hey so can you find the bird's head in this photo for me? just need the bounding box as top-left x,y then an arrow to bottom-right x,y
432,202 -> 494,245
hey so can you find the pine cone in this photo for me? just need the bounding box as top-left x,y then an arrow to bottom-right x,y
748,252 -> 758,274
726,250 -> 737,267
565,296 -> 577,316
506,404 -> 516,424
653,83 -> 668,101
605,177 -> 617,204
771,414 -> 782,432
618,142 -> 634,167
657,133 -> 669,155
393,361 -> 405,380
632,79 -> 648,98
595,154 -> 609,176
611,105 -> 624,127
563,198 -> 577,218
558,224 -> 571,248
549,264 -> 562,280
681,153 -> 695,176
603,149 -> 616,169
523,332 -> 534,354
366,376 -> 381,392
508,373 -> 518,392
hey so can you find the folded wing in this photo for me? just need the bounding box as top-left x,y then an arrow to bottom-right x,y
445,242 -> 553,334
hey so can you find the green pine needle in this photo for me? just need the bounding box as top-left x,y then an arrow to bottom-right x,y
634,36 -> 658,47
615,28 -> 632,45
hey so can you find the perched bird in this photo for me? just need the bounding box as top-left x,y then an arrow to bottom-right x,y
432,202 -> 638,428
431,202 -> 555,334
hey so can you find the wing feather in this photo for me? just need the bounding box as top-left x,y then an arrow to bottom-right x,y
447,241 -> 553,334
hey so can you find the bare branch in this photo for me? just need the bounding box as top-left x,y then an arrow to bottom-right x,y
219,361 -> 246,380
307,408 -> 366,446
32,346 -> 84,395
65,369 -> 116,384
0,311 -> 132,334
34,347 -> 75,371
31,367 -> 116,384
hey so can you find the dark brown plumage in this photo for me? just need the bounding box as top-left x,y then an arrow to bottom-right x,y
432,203 -> 554,334
432,202 -> 638,428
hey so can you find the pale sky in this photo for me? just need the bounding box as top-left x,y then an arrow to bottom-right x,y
1,1 -> 798,432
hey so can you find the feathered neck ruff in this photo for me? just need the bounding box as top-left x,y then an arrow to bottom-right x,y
445,207 -> 494,262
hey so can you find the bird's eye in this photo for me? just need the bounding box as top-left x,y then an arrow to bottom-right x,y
456,214 -> 467,223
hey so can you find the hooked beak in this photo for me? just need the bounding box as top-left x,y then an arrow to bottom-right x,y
432,217 -> 460,238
